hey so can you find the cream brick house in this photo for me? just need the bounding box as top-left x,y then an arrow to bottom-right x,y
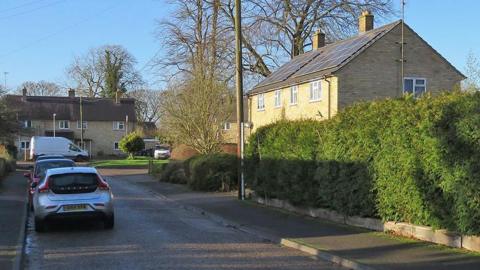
6,89 -> 136,159
247,12 -> 465,131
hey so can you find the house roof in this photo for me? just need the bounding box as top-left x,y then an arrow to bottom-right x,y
250,21 -> 402,95
5,95 -> 137,122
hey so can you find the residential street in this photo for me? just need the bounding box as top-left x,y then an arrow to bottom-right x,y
22,169 -> 342,270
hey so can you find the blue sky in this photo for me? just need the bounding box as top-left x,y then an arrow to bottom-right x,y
0,0 -> 478,90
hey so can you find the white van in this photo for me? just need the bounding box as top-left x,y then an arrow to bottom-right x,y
30,136 -> 89,161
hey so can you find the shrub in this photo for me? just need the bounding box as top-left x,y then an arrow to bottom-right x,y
187,153 -> 237,192
0,158 -> 5,178
247,91 -> 480,235
119,132 -> 145,158
159,161 -> 188,184
151,163 -> 167,175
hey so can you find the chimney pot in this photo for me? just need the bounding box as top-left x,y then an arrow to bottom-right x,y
68,88 -> 75,98
359,10 -> 374,33
22,87 -> 27,97
312,30 -> 325,50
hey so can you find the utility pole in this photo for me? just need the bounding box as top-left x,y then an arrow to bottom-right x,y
400,0 -> 406,93
234,0 -> 245,200
80,95 -> 84,149
53,113 -> 56,137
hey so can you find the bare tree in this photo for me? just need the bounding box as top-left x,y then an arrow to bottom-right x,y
221,0 -> 393,77
17,81 -> 63,96
160,73 -> 233,154
128,89 -> 163,123
67,45 -> 143,97
464,51 -> 480,91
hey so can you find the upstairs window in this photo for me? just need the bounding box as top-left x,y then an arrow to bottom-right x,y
290,86 -> 298,105
257,94 -> 265,110
24,120 -> 32,128
310,81 -> 321,101
59,120 -> 69,129
404,77 -> 427,97
77,121 -> 88,129
113,121 -> 125,130
274,90 -> 281,108
223,122 -> 231,130
20,141 -> 30,149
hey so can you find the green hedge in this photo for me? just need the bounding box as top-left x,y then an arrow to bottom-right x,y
247,91 -> 480,235
187,154 -> 237,192
156,154 -> 238,192
0,158 -> 5,178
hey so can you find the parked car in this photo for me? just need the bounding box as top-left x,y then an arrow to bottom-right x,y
36,155 -> 65,161
154,145 -> 171,160
135,148 -> 154,157
32,167 -> 114,232
24,158 -> 76,210
30,136 -> 89,161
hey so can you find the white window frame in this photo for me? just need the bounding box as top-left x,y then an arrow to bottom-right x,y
309,81 -> 322,102
20,141 -> 30,149
77,121 -> 88,129
113,142 -> 120,150
24,120 -> 32,128
223,122 -> 231,130
290,86 -> 298,105
58,120 -> 69,129
257,94 -> 265,111
274,89 -> 281,108
403,77 -> 427,97
113,121 -> 125,130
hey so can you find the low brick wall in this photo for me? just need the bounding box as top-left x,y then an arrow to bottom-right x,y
253,195 -> 480,252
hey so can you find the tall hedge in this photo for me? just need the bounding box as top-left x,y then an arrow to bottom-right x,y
247,91 -> 480,235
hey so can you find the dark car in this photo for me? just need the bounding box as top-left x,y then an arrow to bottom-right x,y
24,158 -> 76,210
36,155 -> 65,161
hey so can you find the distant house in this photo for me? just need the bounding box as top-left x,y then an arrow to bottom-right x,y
221,97 -> 250,144
6,89 -> 136,159
247,11 -> 465,131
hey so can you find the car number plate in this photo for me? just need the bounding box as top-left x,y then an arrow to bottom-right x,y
63,204 -> 87,211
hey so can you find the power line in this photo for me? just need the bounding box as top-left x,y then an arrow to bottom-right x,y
0,0 -> 48,14
0,2 -> 122,60
0,0 -> 66,21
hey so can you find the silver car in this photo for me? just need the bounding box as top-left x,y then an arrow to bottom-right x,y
32,167 -> 114,232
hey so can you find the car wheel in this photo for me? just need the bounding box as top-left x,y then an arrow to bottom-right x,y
34,217 -> 46,232
104,214 -> 114,229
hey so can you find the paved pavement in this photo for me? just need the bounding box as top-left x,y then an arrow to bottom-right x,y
136,174 -> 480,270
0,171 -> 28,270
23,169 -> 342,270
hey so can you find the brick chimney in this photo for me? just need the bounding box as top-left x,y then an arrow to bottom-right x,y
359,10 -> 374,33
22,87 -> 27,101
68,88 -> 75,98
115,90 -> 122,104
312,30 -> 325,50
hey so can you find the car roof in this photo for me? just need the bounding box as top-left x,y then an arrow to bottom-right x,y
35,158 -> 74,165
45,166 -> 98,176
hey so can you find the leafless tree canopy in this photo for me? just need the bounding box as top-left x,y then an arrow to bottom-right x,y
67,45 -> 143,97
464,51 -> 480,91
160,74 -> 233,154
17,80 -> 63,96
128,89 -> 163,123
157,0 -> 393,84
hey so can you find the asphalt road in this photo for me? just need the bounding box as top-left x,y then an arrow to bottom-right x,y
23,170 -> 343,270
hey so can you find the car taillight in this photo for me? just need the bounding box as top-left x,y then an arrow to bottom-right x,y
38,178 -> 50,193
97,175 -> 110,190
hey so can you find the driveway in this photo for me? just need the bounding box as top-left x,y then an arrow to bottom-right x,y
23,169 -> 343,270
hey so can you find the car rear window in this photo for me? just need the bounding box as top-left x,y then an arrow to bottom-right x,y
35,160 -> 75,178
49,173 -> 99,194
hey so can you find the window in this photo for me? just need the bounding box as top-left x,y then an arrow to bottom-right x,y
113,121 -> 125,130
290,86 -> 298,105
404,77 -> 427,97
77,121 -> 88,129
58,120 -> 69,129
223,122 -> 231,130
274,90 -> 281,108
20,141 -> 30,149
113,142 -> 120,150
257,94 -> 265,110
310,81 -> 322,101
69,144 -> 81,152
24,120 -> 32,128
